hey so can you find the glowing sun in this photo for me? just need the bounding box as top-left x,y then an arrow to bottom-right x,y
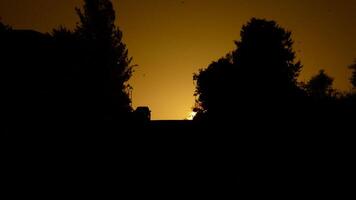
187,112 -> 197,120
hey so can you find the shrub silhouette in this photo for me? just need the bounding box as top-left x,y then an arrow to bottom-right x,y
304,69 -> 335,100
0,21 -> 11,32
193,56 -> 234,120
349,59 -> 356,89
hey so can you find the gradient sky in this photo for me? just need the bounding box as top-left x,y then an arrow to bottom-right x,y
1,0 -> 355,119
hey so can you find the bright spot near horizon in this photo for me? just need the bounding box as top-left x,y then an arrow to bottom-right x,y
187,112 -> 197,120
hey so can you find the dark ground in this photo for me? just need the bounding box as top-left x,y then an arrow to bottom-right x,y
3,120 -> 354,198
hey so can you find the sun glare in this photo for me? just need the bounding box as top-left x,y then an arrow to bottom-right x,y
187,112 -> 197,120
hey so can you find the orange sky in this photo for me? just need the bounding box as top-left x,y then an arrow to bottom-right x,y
1,0 -> 355,119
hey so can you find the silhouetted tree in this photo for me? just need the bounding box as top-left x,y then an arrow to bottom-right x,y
305,70 -> 335,100
194,18 -> 304,121
193,55 -> 234,119
349,60 -> 356,89
232,18 -> 302,96
75,0 -> 134,120
2,1 -> 135,130
344,60 -> 356,118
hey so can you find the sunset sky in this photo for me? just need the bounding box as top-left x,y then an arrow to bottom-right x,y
1,0 -> 355,119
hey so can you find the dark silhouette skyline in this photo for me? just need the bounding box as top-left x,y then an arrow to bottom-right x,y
193,18 -> 355,122
1,1 -> 355,132
1,0 -> 356,119
1,1 -> 355,198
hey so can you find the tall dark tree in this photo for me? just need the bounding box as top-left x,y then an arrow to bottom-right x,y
193,18 -> 304,120
232,18 -> 302,97
75,0 -> 134,120
305,70 -> 335,99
